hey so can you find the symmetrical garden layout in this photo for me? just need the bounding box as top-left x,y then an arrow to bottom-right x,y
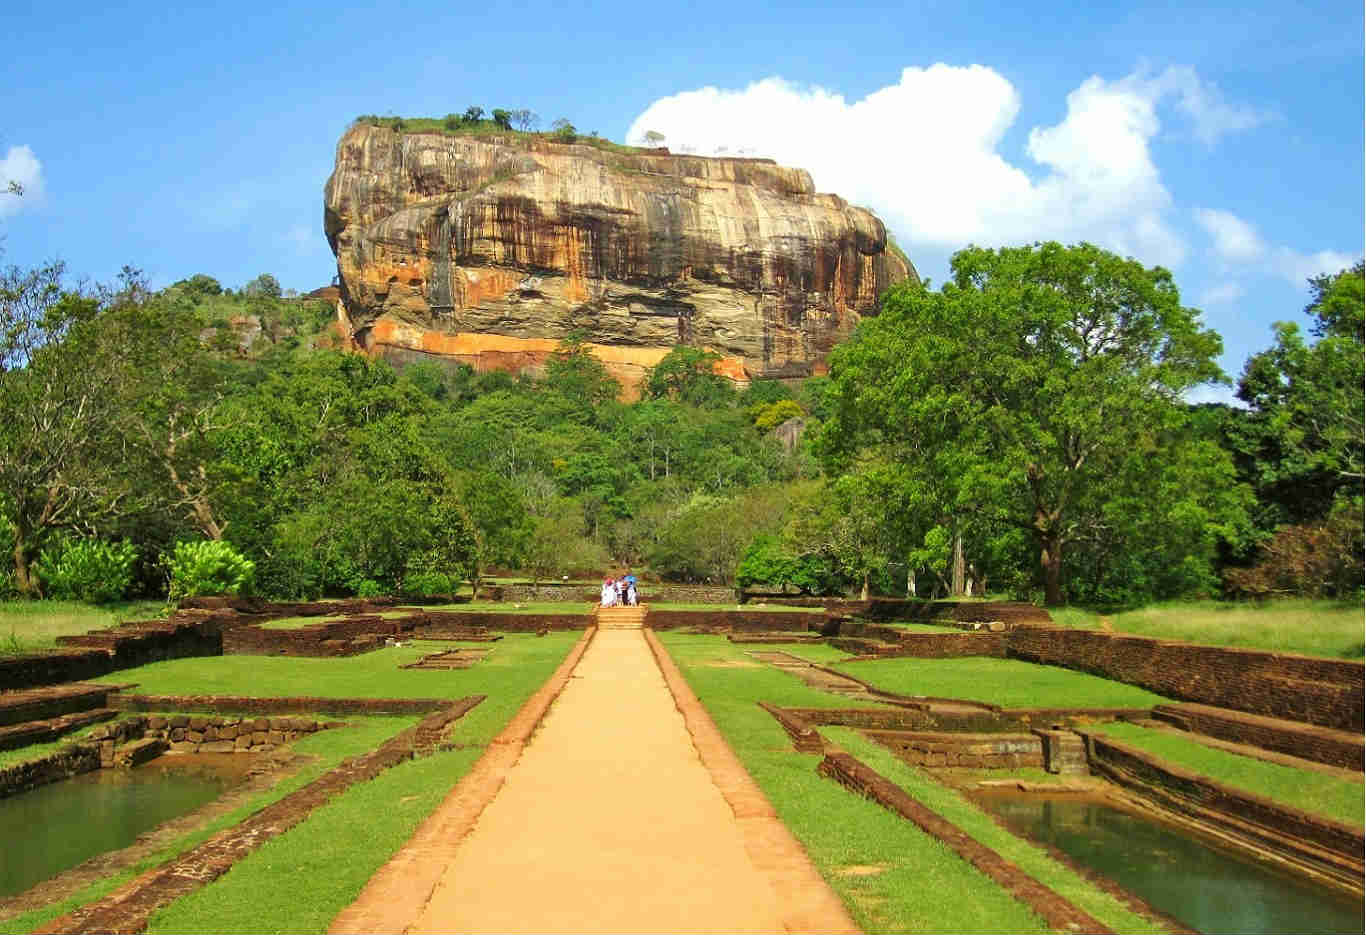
0,598 -> 1360,934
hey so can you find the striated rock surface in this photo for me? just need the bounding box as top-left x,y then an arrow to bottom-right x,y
324,123 -> 915,394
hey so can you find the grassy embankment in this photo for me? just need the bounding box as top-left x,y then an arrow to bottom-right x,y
657,633 -> 1165,933
4,633 -> 578,934
1091,721 -> 1364,828
0,600 -> 167,655
1047,599 -> 1365,659
835,656 -> 1171,709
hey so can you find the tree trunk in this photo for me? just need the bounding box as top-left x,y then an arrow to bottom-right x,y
13,531 -> 38,597
951,527 -> 966,596
1041,534 -> 1063,606
907,566 -> 916,598
860,570 -> 870,601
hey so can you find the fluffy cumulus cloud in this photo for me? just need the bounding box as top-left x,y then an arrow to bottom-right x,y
0,145 -> 44,219
1195,206 -> 1358,285
627,65 -> 1267,271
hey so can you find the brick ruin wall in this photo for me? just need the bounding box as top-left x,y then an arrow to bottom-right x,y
1007,628 -> 1364,731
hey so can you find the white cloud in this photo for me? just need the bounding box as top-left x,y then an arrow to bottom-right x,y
1194,208 -> 1266,262
1199,281 -> 1245,305
1271,246 -> 1359,284
1195,206 -> 1358,284
0,145 -> 44,219
627,64 -> 1261,271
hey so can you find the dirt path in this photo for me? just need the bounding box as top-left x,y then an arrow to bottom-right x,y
334,627 -> 856,934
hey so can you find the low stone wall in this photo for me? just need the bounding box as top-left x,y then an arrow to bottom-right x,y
817,750 -> 1110,933
224,615 -> 421,657
843,630 -> 1009,658
0,614 -> 233,691
1153,703 -> 1364,771
0,744 -> 102,800
867,729 -> 1044,769
1007,628 -> 1364,731
782,704 -> 1149,734
482,582 -> 736,604
647,610 -> 825,632
108,694 -> 449,717
751,598 -> 1052,625
135,713 -> 338,755
1082,731 -> 1364,892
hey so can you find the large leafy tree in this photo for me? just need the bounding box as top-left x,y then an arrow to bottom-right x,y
1230,262 -> 1364,528
819,242 -> 1244,605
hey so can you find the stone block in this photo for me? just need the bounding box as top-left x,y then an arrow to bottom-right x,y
148,716 -> 167,729
203,726 -> 218,741
252,718 -> 270,731
268,730 -> 285,744
219,724 -> 238,739
170,741 -> 197,753
251,731 -> 269,745
189,716 -> 209,730
187,730 -> 205,743
234,735 -> 251,750
201,740 -> 235,753
170,727 -> 186,741
170,715 -> 189,728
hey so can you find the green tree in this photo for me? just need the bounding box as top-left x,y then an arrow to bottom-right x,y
242,273 -> 282,299
491,108 -> 512,130
551,118 -> 577,142
463,106 -> 485,124
1230,262 -> 1364,528
643,346 -> 736,407
819,242 -> 1241,605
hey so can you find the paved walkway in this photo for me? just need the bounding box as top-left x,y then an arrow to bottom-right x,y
332,627 -> 857,934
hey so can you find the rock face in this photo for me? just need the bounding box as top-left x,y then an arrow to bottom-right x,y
324,124 -> 915,395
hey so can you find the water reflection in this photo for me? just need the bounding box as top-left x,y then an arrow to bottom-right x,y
0,754 -> 250,900
976,793 -> 1363,935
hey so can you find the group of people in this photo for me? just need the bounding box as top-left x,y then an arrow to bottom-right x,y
600,574 -> 640,607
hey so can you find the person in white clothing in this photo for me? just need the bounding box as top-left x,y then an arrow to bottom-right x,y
600,578 -> 617,607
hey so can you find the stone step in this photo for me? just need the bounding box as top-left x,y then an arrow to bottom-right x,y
1153,702 -> 1364,772
111,736 -> 166,767
0,707 -> 119,751
0,683 -> 111,727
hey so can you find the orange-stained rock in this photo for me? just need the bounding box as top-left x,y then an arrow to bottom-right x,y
324,124 -> 917,390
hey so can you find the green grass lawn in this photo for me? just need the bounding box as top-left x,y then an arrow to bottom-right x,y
0,600 -> 168,654
422,600 -> 592,614
836,657 -> 1170,709
6,632 -> 580,933
657,633 -> 1165,933
1091,721 -> 1364,828
92,633 -> 576,701
1047,599 -> 1365,660
1,715 -> 420,934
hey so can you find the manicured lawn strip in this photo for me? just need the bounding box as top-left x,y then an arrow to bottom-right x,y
255,616 -> 338,629
122,632 -> 579,933
1091,722 -> 1364,828
0,600 -> 167,654
145,748 -> 481,934
822,728 -> 1166,935
1047,599 -> 1365,660
91,633 -> 573,699
421,601 -> 592,614
836,657 -> 1170,709
654,601 -> 823,612
0,720 -> 114,769
658,633 -> 1050,933
0,717 -> 417,935
722,641 -> 854,665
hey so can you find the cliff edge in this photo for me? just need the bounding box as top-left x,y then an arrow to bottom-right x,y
324,123 -> 915,393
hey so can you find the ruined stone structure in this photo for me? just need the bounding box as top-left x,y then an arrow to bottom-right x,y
324,124 -> 915,396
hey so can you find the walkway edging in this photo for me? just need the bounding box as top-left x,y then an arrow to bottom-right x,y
328,625 -> 597,934
643,628 -> 861,935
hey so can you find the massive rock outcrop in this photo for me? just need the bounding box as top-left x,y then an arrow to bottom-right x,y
324,123 -> 915,395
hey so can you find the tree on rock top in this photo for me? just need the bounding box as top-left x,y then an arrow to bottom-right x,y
818,242 -> 1250,606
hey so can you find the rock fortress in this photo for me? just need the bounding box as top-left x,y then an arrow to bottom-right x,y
324,123 -> 916,399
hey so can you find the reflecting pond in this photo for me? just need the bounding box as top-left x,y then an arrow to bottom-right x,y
0,754 -> 251,900
975,793 -> 1363,935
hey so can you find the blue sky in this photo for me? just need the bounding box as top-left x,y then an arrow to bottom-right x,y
4,0 -> 1360,392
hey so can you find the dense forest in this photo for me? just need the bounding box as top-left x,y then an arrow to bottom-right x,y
1,245 -> 1360,607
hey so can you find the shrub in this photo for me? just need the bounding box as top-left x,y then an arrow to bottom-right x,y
165,540 -> 256,602
355,579 -> 384,598
1225,505 -> 1364,598
400,571 -> 455,598
35,538 -> 138,603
